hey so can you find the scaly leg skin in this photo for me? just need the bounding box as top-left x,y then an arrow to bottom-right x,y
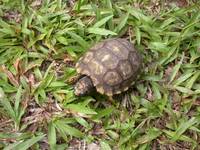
113,92 -> 133,111
108,96 -> 115,105
121,92 -> 133,111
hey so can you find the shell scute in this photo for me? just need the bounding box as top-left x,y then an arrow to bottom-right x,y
118,60 -> 133,80
105,40 -> 129,59
95,49 -> 119,70
75,38 -> 142,96
103,71 -> 122,86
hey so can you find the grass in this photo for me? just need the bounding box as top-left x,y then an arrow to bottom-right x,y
0,0 -> 200,149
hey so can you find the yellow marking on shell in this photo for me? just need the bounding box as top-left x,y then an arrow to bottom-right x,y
76,58 -> 84,72
75,62 -> 79,69
106,91 -> 113,96
122,86 -> 129,92
90,76 -> 99,86
82,69 -> 90,76
115,90 -> 122,94
113,46 -> 120,52
95,49 -> 118,69
76,66 -> 82,73
102,55 -> 118,69
87,60 -> 106,76
94,64 -> 105,75
119,61 -> 132,80
104,86 -> 113,96
102,54 -> 111,62
95,50 -> 110,60
88,60 -> 98,69
104,71 -> 121,86
96,86 -> 105,94
83,52 -> 93,63
109,44 -> 129,59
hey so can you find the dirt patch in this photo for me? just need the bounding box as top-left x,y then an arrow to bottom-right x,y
2,10 -> 21,23
167,0 -> 189,8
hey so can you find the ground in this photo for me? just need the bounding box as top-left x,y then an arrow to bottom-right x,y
0,0 -> 200,150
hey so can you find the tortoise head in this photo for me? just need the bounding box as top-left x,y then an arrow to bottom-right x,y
74,76 -> 94,96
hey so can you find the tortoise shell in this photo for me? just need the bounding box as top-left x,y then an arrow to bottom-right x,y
75,38 -> 142,96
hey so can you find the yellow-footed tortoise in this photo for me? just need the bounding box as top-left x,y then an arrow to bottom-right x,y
74,38 -> 142,97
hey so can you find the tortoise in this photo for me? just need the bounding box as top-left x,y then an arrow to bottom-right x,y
74,38 -> 142,97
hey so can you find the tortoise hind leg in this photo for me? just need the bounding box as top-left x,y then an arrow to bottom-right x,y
121,92 -> 133,110
113,92 -> 133,111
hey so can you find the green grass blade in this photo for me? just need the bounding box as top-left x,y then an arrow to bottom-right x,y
0,88 -> 16,120
114,12 -> 129,33
93,15 -> 113,28
100,141 -> 112,150
172,117 -> 199,141
55,120 -> 84,138
14,85 -> 22,113
48,122 -> 57,150
4,134 -> 45,150
169,53 -> 184,83
88,27 -> 117,36
65,104 -> 97,115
